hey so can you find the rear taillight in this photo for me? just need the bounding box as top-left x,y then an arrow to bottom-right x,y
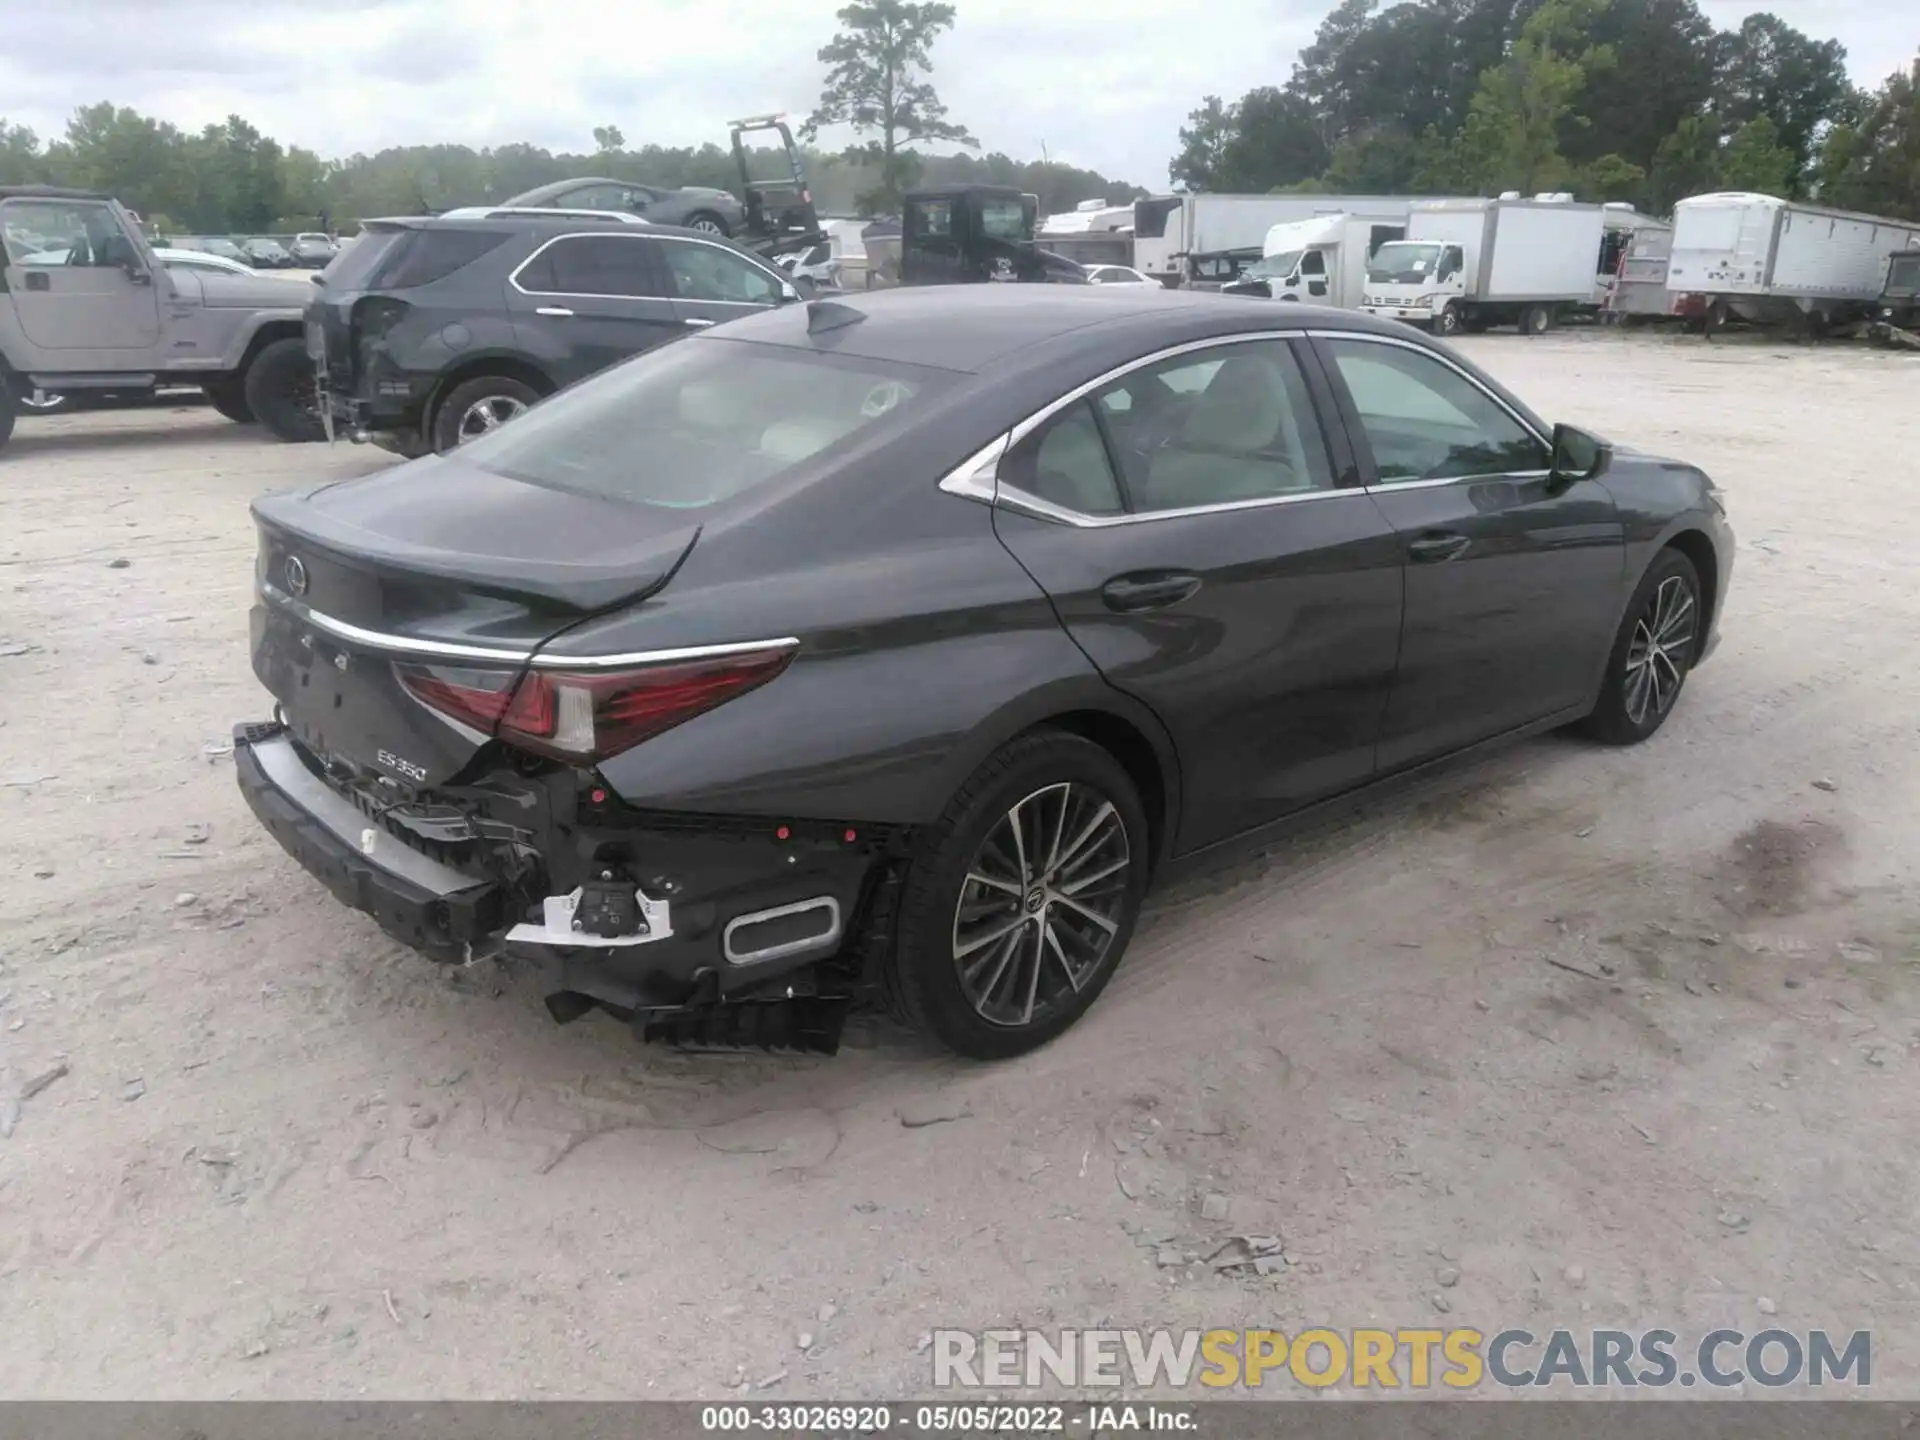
396,645 -> 795,763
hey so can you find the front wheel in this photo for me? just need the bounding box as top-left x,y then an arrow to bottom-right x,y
685,211 -> 731,237
884,731 -> 1150,1060
244,338 -> 325,442
1435,302 -> 1464,337
1581,548 -> 1703,745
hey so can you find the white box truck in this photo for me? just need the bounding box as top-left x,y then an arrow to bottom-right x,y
1219,213 -> 1408,307
1360,197 -> 1607,335
1667,192 -> 1920,333
1132,194 -> 1417,289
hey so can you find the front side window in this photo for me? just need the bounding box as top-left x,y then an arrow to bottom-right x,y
661,241 -> 782,304
1299,249 -> 1327,277
458,341 -> 951,510
1324,339 -> 1548,483
2,200 -> 132,267
979,200 -> 1028,242
517,235 -> 663,297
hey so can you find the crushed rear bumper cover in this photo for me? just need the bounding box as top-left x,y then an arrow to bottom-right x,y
232,721 -> 887,1031
234,722 -> 505,964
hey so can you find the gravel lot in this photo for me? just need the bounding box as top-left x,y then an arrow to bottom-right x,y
1,331 -> 1917,1399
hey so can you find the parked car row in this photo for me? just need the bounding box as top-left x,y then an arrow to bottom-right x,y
171,232 -> 341,269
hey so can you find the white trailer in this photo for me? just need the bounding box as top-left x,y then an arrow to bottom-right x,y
1220,213 -> 1407,308
1132,194 -> 1419,288
1667,192 -> 1920,332
1359,197 -> 1607,336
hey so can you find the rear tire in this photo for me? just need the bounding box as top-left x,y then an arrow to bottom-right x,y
431,375 -> 542,453
883,731 -> 1150,1060
1435,302 -> 1464,337
243,338 -> 324,442
1520,304 -> 1553,336
204,379 -> 255,424
685,211 -> 731,237
1581,548 -> 1703,746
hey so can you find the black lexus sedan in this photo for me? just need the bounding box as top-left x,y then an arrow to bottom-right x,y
235,287 -> 1732,1060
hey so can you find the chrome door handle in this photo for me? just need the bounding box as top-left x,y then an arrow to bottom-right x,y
684,317 -> 715,328
535,306 -> 574,317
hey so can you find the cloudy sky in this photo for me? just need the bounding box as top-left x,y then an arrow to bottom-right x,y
2,0 -> 1912,188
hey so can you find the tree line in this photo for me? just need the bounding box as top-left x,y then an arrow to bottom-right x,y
1172,0 -> 1920,220
2,0 -> 1912,236
0,105 -> 1143,236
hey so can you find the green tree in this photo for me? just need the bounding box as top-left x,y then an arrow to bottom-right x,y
802,0 -> 976,213
1712,14 -> 1855,190
1217,88 -> 1331,191
1717,115 -> 1795,194
1169,95 -> 1236,190
1648,113 -> 1722,211
0,121 -> 51,186
1814,61 -> 1920,219
1450,0 -> 1603,193
591,125 -> 625,155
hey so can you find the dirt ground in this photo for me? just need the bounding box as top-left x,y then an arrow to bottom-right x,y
1,331 -> 1917,1401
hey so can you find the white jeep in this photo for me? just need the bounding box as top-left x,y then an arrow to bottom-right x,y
0,185 -> 321,450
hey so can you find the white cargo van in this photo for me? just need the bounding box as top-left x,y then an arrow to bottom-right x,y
1220,213 -> 1407,308
1360,197 -> 1606,335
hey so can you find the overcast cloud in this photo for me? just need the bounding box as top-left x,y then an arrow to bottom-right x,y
2,0 -> 1912,189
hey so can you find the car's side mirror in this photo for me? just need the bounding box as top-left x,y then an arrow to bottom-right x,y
1549,422 -> 1611,482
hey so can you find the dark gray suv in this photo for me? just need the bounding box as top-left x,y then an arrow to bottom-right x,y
306,212 -> 803,456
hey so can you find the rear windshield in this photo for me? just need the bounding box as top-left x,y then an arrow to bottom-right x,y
321,229 -> 405,289
376,228 -> 512,288
458,339 -> 956,510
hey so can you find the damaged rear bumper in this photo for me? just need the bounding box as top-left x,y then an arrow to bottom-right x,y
232,721 -> 889,1026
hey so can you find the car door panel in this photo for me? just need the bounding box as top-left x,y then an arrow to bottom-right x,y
987,337 -> 1405,855
504,232 -> 681,387
1,197 -> 162,367
1309,333 -> 1624,771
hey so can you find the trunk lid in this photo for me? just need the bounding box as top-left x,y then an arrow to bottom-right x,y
251,454 -> 700,786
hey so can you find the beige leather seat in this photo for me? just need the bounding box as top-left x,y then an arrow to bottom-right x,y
1030,408 -> 1122,514
1144,353 -> 1310,508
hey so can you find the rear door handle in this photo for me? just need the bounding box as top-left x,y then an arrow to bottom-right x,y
684,317 -> 715,328
1100,572 -> 1201,613
1407,531 -> 1471,563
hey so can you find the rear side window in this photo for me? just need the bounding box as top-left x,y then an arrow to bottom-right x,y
377,229 -> 512,289
457,340 -> 954,510
1003,403 -> 1124,516
517,235 -> 664,297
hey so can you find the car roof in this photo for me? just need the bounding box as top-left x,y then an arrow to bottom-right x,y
704,285 -> 1426,373
0,184 -> 111,202
501,178 -> 664,205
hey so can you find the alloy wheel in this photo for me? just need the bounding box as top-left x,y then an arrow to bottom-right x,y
456,394 -> 527,443
691,217 -> 725,234
951,782 -> 1132,1029
1623,574 -> 1697,726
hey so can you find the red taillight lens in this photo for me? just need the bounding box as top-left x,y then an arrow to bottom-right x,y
397,646 -> 795,762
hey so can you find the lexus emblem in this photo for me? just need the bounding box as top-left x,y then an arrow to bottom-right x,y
284,555 -> 309,596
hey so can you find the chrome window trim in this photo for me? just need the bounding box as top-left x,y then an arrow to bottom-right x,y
259,580 -> 798,669
508,230 -> 669,301
507,231 -> 786,304
937,326 -> 1559,528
